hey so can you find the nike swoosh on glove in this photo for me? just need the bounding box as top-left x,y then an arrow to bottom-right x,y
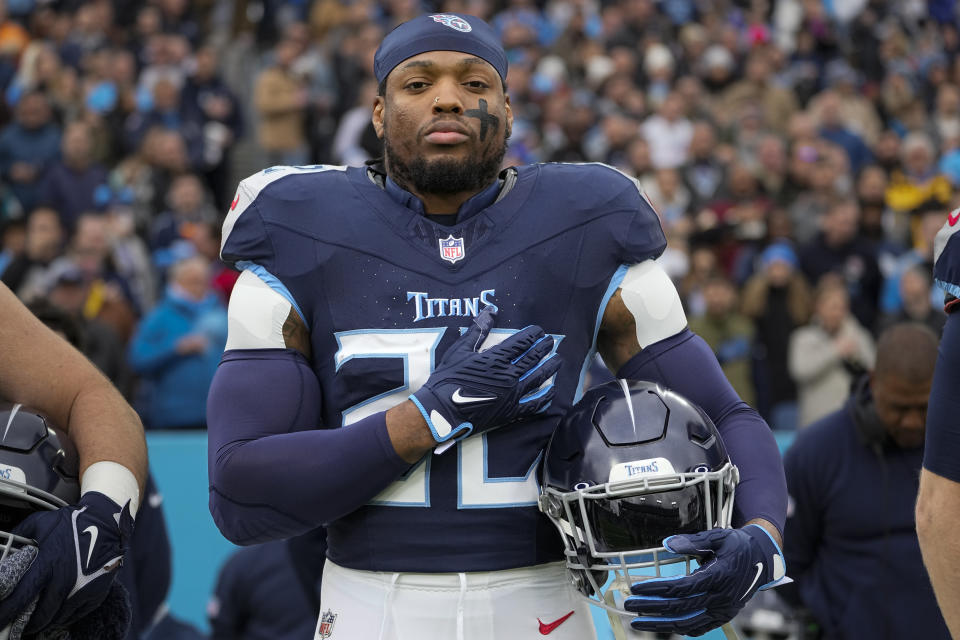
410,306 -> 562,443
625,524 -> 787,637
0,492 -> 134,637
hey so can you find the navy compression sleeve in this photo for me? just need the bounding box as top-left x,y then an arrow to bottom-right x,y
617,328 -> 787,534
923,312 -> 960,481
207,349 -> 411,545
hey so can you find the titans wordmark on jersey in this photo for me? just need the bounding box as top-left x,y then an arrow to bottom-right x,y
221,162 -> 666,572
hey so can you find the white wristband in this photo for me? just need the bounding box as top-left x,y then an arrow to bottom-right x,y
80,461 -> 141,518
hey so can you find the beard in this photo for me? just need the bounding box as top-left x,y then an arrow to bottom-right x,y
384,126 -> 509,196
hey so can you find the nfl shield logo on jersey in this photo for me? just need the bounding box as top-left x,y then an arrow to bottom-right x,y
429,14 -> 472,32
316,609 -> 337,639
439,235 -> 465,264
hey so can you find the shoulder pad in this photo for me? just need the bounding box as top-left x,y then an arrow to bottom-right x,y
536,163 -> 665,262
221,165 -> 347,264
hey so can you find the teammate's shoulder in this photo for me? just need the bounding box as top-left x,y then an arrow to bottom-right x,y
934,207 -> 960,309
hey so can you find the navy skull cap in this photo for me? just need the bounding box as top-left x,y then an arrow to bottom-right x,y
374,13 -> 508,84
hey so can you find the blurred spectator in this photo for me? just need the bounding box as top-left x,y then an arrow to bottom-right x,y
681,120 -> 726,211
0,1 -> 29,60
1,206 -> 62,297
718,48 -> 798,137
29,279 -> 132,396
181,44 -> 243,210
886,131 -> 952,213
58,212 -> 139,340
331,76 -> 380,167
789,276 -> 875,428
149,172 -> 218,253
880,265 -> 946,336
798,198 -> 882,331
940,122 -> 960,187
640,91 -> 691,169
741,243 -> 813,431
208,540 -> 318,640
932,83 -> 960,149
710,162 -> 773,240
0,217 -> 23,276
881,201 -> 947,316
0,90 -> 61,212
138,32 -> 190,97
808,61 -> 882,146
139,128 -> 193,221
856,164 -> 907,258
107,200 -> 156,313
754,133 -> 790,206
782,323 -> 948,640
679,243 -> 719,318
184,221 -> 238,304
157,0 -> 200,45
124,76 -> 203,168
639,168 -> 690,233
586,111 -> 640,167
698,43 -> 736,94
36,119 -> 109,233
688,276 -> 756,406
873,129 -> 904,175
786,142 -> 839,243
128,255 -> 227,429
814,90 -> 874,175
254,37 -> 309,167
641,42 -> 674,109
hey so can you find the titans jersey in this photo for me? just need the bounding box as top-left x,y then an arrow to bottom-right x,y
220,163 -> 665,572
935,207 -> 960,312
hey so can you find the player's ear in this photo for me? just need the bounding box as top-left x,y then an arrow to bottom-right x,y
504,93 -> 513,138
372,96 -> 385,140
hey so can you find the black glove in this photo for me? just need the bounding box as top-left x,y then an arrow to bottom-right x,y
410,307 -> 561,443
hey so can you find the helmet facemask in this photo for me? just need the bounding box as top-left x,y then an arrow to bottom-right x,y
0,475 -> 71,562
0,403 -> 81,562
540,436 -> 738,616
539,380 -> 741,618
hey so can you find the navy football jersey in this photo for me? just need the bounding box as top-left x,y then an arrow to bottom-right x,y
934,206 -> 960,312
220,162 -> 666,572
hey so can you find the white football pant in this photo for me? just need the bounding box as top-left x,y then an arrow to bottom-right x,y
317,559 -> 598,640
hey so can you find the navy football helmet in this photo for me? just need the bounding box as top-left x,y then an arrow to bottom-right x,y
0,402 -> 80,560
539,379 -> 738,615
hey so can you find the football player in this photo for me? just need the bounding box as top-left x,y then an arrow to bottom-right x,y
917,206 -> 960,638
0,282 -> 145,636
206,13 -> 786,639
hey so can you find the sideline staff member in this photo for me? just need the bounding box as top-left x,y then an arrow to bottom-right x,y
785,323 -> 948,639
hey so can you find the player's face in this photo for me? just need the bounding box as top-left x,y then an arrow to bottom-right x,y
373,50 -> 513,196
871,373 -> 931,449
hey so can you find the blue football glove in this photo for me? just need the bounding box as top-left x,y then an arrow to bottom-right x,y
410,307 -> 562,444
0,491 -> 134,635
625,524 -> 787,637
